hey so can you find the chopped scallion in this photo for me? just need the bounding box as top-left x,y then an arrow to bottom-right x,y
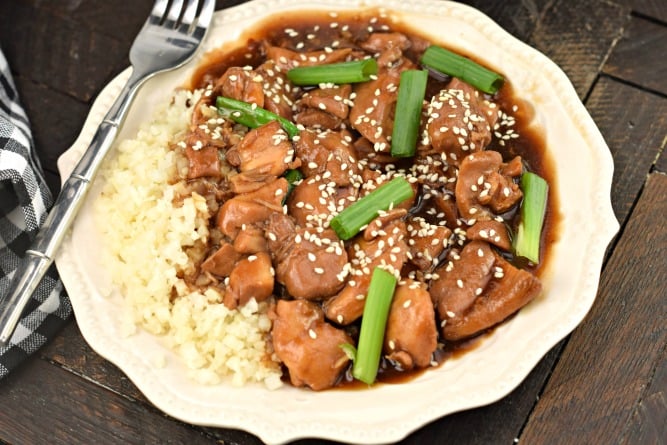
390,69 -> 428,158
286,59 -> 378,86
420,45 -> 504,94
283,168 -> 303,204
329,177 -> 414,241
513,172 -> 548,263
352,267 -> 397,385
339,343 -> 357,363
216,96 -> 299,139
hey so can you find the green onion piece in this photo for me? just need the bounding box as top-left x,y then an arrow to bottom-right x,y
282,168 -> 303,204
352,267 -> 397,385
329,177 -> 414,241
339,343 -> 357,363
513,172 -> 549,263
286,59 -> 378,86
215,96 -> 299,139
420,45 -> 504,94
283,168 -> 303,185
390,70 -> 428,158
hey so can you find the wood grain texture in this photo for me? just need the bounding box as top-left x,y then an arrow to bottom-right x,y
40,323 -> 149,403
462,0 -> 552,41
622,345 -> 667,444
603,15 -> 667,96
519,172 -> 667,445
630,0 -> 667,23
528,0 -> 628,99
584,76 -> 667,225
0,358 -> 217,445
0,1 -> 127,102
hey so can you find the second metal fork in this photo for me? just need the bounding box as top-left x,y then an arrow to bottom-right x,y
0,0 -> 215,345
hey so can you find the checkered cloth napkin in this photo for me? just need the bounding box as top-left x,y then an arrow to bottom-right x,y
0,48 -> 71,379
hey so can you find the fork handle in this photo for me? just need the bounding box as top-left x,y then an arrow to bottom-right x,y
0,70 -> 146,345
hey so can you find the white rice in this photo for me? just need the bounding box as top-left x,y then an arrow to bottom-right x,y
94,89 -> 283,389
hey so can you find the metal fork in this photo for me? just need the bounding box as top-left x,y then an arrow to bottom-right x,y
0,0 -> 214,345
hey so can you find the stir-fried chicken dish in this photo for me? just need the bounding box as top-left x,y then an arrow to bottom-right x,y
174,11 -> 553,390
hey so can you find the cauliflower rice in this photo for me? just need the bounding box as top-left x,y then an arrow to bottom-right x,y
94,89 -> 283,389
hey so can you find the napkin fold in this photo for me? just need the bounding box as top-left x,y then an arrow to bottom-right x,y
0,48 -> 71,379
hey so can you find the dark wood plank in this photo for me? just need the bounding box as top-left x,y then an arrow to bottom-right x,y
630,0 -> 667,23
584,76 -> 667,225
603,15 -> 667,96
623,346 -> 667,444
40,322 -> 149,403
397,345 -> 563,445
12,75 -> 90,195
462,0 -> 552,41
519,172 -> 667,444
26,0 -> 152,49
41,324 -> 280,445
0,1 -> 127,102
528,0 -> 629,99
0,357 -> 217,445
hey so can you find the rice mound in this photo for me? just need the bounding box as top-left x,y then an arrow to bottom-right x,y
94,89 -> 283,389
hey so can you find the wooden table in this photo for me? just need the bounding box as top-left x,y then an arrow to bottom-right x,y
1,1 -> 665,443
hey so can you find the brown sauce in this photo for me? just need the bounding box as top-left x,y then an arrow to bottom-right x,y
188,8 -> 560,388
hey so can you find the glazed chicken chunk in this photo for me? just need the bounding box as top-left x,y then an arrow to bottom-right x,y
272,299 -> 353,391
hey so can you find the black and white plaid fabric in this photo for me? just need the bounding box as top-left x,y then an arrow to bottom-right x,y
0,48 -> 71,378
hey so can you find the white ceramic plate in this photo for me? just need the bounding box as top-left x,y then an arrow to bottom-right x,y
55,1 -> 618,443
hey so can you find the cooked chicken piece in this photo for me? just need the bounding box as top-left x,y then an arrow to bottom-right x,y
430,241 -> 496,318
466,219 -> 512,251
455,150 -> 523,220
226,120 -> 295,177
233,224 -> 267,254
266,46 -> 353,71
216,177 -> 288,238
215,66 -> 265,108
442,251 -> 542,340
359,32 -> 411,67
294,84 -> 352,130
349,68 -> 402,153
287,177 -> 356,229
433,193 -> 461,230
265,213 -> 348,300
384,279 -> 438,370
412,151 -> 456,192
406,216 -> 452,271
271,299 -> 353,391
183,103 -> 226,179
224,252 -> 274,309
255,60 -> 298,119
293,129 -> 361,187
423,78 -> 499,165
200,242 -> 241,277
352,136 -> 399,164
185,145 -> 220,179
228,170 -> 275,194
324,215 -> 408,325
294,108 -> 342,130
